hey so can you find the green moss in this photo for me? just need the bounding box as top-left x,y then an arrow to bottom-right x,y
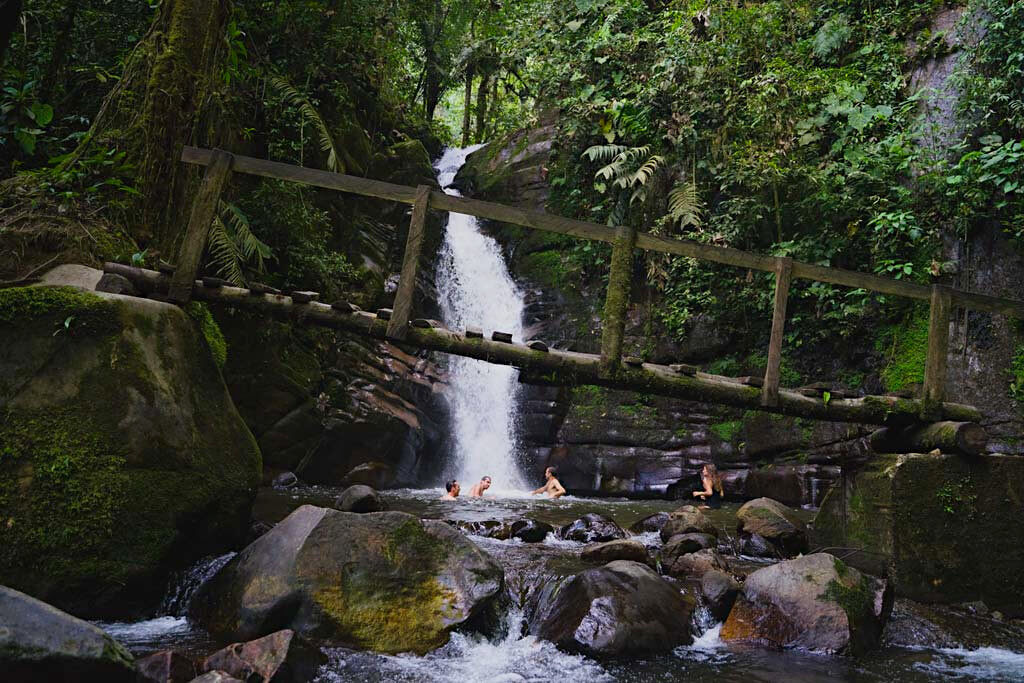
186,302 -> 227,369
519,250 -> 568,289
710,420 -> 743,443
1009,343 -> 1024,408
571,385 -> 609,420
878,312 -> 929,392
821,557 -> 875,640
0,286 -> 117,334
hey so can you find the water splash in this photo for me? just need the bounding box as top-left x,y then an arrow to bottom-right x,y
159,552 -> 235,616
434,146 -> 527,492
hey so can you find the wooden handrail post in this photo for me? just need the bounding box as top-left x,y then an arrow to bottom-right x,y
168,149 -> 234,304
599,223 -> 638,376
762,257 -> 793,407
922,284 -> 952,407
386,184 -> 432,341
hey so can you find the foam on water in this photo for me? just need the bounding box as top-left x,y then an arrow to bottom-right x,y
434,145 -> 528,492
94,616 -> 192,645
912,645 -> 1024,681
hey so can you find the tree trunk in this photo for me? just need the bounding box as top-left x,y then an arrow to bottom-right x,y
474,72 -> 489,143
0,0 -> 23,68
63,0 -> 229,251
870,421 -> 988,457
461,65 -> 474,147
41,0 -> 81,101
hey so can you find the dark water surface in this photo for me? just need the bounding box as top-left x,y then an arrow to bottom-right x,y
97,487 -> 1024,682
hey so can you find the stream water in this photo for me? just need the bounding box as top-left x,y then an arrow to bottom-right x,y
94,148 -> 1024,681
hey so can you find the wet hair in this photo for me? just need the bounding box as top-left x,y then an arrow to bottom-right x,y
481,476 -> 491,482
445,479 -> 458,493
703,464 -> 724,496
545,466 -> 557,475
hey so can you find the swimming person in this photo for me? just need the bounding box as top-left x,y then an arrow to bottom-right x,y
692,463 -> 724,509
440,479 -> 460,500
531,466 -> 566,499
468,476 -> 492,498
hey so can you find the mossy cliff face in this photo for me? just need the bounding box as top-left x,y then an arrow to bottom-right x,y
0,285 -> 261,618
813,453 -> 1024,617
190,505 -> 504,655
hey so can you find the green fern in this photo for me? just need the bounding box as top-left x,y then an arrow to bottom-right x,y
583,144 -> 666,206
267,75 -> 343,173
208,201 -> 272,286
667,181 -> 705,228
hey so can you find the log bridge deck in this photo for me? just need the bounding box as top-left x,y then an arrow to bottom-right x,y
105,146 -> 1024,428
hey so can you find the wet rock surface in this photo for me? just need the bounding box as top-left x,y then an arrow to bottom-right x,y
661,547 -> 730,579
736,497 -> 808,557
197,629 -> 325,683
580,539 -> 652,566
660,505 -> 718,542
701,569 -> 741,622
510,519 -> 554,543
629,512 -> 670,533
721,553 -> 893,655
527,560 -> 694,657
335,485 -> 386,513
191,505 -> 504,654
560,513 -> 626,543
136,650 -> 197,683
0,585 -> 136,682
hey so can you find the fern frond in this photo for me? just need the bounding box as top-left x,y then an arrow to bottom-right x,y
582,144 -> 629,163
268,75 -> 344,174
631,155 -> 664,187
208,215 -> 246,286
667,181 -> 706,229
222,202 -> 271,272
207,201 -> 273,286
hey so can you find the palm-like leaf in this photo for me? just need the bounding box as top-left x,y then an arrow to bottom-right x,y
267,75 -> 343,173
208,201 -> 273,286
668,181 -> 705,228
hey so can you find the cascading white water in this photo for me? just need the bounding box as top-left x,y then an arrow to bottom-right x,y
434,146 -> 527,491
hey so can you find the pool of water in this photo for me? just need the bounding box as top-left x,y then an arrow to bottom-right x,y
97,487 -> 1024,682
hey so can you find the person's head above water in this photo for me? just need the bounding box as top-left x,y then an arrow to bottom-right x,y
445,479 -> 460,495
480,476 -> 491,490
545,466 -> 557,480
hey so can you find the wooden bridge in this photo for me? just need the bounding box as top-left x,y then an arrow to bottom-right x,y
104,146 -> 1024,432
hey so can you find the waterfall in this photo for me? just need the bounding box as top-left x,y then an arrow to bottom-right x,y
434,146 -> 527,492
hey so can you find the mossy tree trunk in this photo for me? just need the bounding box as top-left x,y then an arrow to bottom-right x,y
64,0 -> 229,251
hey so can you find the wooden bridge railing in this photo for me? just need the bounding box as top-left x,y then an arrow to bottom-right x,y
173,146 -> 1024,414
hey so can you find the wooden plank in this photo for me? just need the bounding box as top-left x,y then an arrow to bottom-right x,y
599,223 -> 638,376
180,146 -> 1024,319
762,257 -> 793,407
168,149 -> 234,304
923,284 -> 952,403
105,262 -> 985,426
386,184 -> 431,341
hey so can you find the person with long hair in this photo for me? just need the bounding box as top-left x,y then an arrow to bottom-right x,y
692,463 -> 724,509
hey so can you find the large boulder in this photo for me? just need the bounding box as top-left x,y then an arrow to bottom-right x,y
0,284 -> 261,616
335,485 -> 386,513
560,513 -> 625,543
661,547 -> 730,579
701,569 -> 741,621
580,539 -> 652,566
527,560 -> 693,657
736,497 -> 808,557
191,505 -> 503,654
629,512 -> 670,534
510,519 -> 554,543
136,650 -> 197,683
198,629 -> 325,683
721,553 -> 893,655
660,505 -> 717,543
0,585 -> 136,682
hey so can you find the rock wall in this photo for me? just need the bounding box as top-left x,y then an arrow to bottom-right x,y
813,453 -> 1024,616
0,277 -> 261,618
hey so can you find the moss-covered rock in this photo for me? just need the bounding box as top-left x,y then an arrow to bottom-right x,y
0,585 -> 136,681
736,497 -> 809,557
190,505 -> 504,655
0,285 -> 261,617
813,453 -> 1024,617
721,553 -> 892,655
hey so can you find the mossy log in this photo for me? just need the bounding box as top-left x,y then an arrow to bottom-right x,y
869,421 -> 988,457
105,263 -> 984,426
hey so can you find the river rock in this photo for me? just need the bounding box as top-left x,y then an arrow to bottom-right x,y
0,585 -> 136,682
560,513 -> 626,543
660,543 -> 730,579
701,569 -> 741,621
189,673 -> 244,683
136,650 -> 197,683
629,512 -> 670,533
198,629 -> 325,683
660,505 -> 718,543
273,472 -> 300,489
511,519 -> 554,543
341,461 -> 396,489
0,284 -> 261,616
580,539 -> 652,565
663,532 -> 716,555
736,497 -> 808,557
191,505 -> 503,654
721,553 -> 893,655
335,485 -> 386,513
739,532 -> 778,558
527,560 -> 693,656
